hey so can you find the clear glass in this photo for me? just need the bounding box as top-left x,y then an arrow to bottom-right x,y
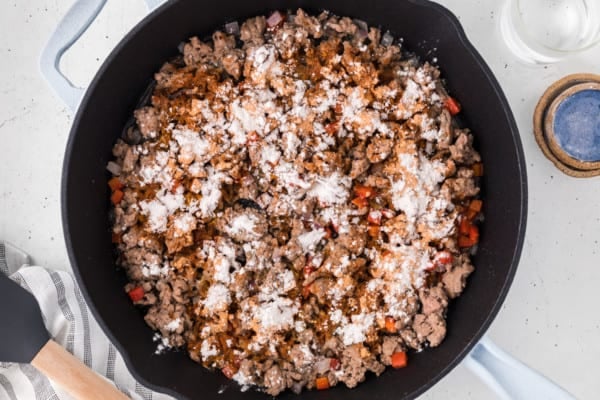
500,0 -> 600,64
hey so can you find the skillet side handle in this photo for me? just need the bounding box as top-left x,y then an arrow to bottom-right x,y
40,0 -> 168,112
144,0 -> 168,12
464,336 -> 576,400
31,339 -> 129,400
39,0 -> 108,112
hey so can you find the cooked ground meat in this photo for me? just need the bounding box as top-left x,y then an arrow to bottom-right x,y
109,9 -> 483,396
134,107 -> 159,139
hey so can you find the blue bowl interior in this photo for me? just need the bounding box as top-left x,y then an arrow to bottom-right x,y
553,89 -> 600,162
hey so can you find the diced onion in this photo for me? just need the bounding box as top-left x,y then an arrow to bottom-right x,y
106,161 -> 121,176
469,243 -> 479,256
266,11 -> 284,28
382,31 -> 394,46
425,141 -> 434,154
291,383 -> 303,394
356,29 -> 368,41
224,21 -> 240,36
315,358 -> 331,374
353,19 -> 368,33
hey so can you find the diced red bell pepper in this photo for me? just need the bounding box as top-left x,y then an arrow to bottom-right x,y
325,121 -> 339,135
111,189 -> 124,205
444,97 -> 461,115
111,232 -> 122,244
472,162 -> 484,177
467,199 -> 483,220
459,218 -> 471,236
468,225 -> 479,242
458,236 -> 476,248
385,316 -> 397,333
329,358 -> 341,370
467,209 -> 478,220
391,351 -> 408,368
354,185 -> 376,199
351,197 -> 369,208
315,376 -> 330,390
128,286 -> 145,302
469,199 -> 483,213
108,177 -> 124,191
367,225 -> 380,238
459,216 -> 480,245
434,250 -> 453,266
367,210 -> 382,225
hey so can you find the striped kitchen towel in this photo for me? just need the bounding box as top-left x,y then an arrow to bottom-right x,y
0,241 -> 174,400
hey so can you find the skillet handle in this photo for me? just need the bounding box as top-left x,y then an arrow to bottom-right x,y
144,0 -> 168,12
31,339 -> 129,400
39,0 -> 168,112
464,336 -> 575,400
39,0 -> 108,112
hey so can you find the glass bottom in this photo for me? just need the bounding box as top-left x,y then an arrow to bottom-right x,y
499,2 -> 563,64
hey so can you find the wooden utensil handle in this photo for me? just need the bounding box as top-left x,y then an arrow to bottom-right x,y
31,340 -> 129,400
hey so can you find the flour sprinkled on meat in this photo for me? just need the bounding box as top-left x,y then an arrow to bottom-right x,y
109,9 -> 483,396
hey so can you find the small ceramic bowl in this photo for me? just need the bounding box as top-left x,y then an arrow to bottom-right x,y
544,82 -> 600,171
534,74 -> 600,177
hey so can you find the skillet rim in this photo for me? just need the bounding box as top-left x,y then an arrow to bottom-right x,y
61,0 -> 528,398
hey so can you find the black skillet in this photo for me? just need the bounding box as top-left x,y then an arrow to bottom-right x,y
59,0 -> 527,398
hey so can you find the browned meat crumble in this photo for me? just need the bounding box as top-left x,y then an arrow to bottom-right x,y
108,9 -> 482,396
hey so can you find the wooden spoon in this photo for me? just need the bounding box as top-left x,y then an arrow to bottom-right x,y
0,272 -> 128,399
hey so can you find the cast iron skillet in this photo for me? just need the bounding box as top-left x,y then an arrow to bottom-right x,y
61,0 -> 527,398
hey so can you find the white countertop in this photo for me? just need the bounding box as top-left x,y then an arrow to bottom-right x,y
1,0 -> 599,399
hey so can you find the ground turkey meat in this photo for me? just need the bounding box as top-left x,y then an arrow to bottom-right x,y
413,313 -> 447,347
366,137 -> 394,163
108,9 -> 483,396
419,285 -> 449,315
133,107 -> 159,139
443,258 -> 476,298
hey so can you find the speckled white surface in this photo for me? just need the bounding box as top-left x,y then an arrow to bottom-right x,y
1,1 -> 599,399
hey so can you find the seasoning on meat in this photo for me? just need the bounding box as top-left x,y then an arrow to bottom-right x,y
108,9 -> 482,396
